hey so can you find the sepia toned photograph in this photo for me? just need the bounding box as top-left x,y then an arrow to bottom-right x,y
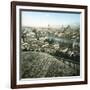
20,10 -> 80,79
11,1 -> 87,89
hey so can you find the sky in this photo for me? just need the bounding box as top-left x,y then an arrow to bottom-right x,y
21,10 -> 80,27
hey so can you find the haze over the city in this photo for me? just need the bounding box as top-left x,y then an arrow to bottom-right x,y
21,11 -> 80,27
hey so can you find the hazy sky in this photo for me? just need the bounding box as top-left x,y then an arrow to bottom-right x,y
21,11 -> 80,27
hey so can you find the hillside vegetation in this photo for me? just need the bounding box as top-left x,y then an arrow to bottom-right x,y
20,51 -> 79,78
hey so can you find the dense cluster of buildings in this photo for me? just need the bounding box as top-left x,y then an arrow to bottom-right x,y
21,25 -> 80,61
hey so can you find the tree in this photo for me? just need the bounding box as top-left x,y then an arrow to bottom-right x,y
32,28 -> 39,40
21,29 -> 27,43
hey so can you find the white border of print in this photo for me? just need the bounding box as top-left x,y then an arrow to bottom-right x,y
16,5 -> 85,85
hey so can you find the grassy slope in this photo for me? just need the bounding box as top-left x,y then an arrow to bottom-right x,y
20,51 -> 79,78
